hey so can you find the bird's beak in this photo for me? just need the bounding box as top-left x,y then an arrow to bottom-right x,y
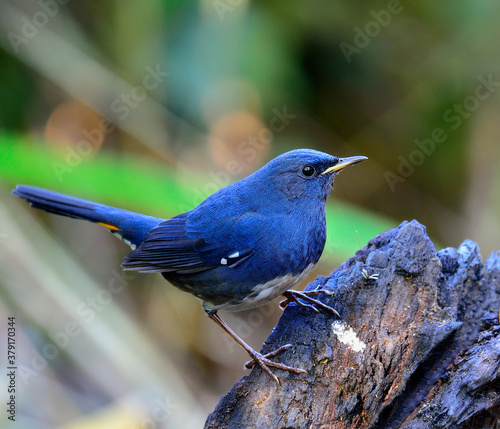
321,155 -> 368,175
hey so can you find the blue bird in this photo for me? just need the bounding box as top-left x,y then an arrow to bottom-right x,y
12,149 -> 366,383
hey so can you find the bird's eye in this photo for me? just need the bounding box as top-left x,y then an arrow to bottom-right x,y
302,165 -> 315,177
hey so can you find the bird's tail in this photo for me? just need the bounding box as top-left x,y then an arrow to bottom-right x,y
12,185 -> 163,249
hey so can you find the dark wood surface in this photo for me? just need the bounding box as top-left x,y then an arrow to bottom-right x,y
205,220 -> 500,429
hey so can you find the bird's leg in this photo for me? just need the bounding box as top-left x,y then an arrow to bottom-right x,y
206,310 -> 307,384
280,289 -> 341,318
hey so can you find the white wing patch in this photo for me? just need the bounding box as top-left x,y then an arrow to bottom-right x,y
220,250 -> 248,267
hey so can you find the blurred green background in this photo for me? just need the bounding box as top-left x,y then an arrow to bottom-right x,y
1,1 -> 499,427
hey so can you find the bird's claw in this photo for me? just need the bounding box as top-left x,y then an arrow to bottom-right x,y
279,297 -> 318,312
280,289 -> 340,318
244,344 -> 307,383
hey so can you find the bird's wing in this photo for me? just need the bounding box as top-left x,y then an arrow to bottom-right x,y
121,212 -> 253,274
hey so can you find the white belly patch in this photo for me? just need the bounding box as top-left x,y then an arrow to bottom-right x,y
208,263 -> 315,312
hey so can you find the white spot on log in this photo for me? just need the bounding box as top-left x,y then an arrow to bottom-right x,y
331,321 -> 366,352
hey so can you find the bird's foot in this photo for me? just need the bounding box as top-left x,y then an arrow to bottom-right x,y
244,344 -> 307,384
280,289 -> 340,318
206,310 -> 305,384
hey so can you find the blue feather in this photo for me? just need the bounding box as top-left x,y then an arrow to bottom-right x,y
12,185 -> 163,247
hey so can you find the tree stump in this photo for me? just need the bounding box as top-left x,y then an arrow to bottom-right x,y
205,220 -> 500,429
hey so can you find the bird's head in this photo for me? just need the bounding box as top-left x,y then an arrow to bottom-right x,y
256,149 -> 367,201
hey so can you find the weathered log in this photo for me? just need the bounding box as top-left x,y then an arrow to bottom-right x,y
205,220 -> 500,429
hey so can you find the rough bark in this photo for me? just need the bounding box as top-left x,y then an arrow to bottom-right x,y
205,220 -> 500,429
